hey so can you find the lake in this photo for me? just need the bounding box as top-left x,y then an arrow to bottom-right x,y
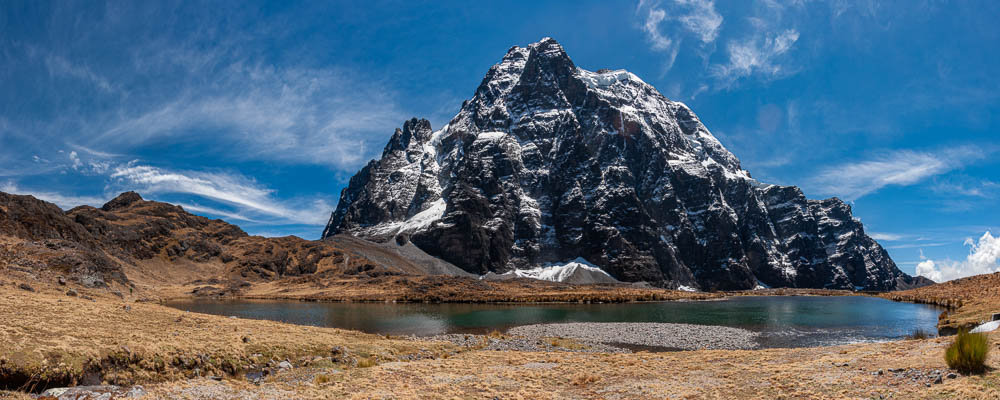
166,295 -> 942,348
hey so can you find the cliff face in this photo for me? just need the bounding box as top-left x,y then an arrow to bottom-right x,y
324,38 -> 931,291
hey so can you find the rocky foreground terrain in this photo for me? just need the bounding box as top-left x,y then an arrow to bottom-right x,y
0,284 -> 997,399
0,190 -> 997,398
325,38 -> 931,292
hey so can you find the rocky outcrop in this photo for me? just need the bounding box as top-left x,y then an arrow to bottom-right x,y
324,38 -> 931,291
0,191 -> 409,291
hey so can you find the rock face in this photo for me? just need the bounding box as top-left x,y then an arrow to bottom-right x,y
0,191 -> 403,291
324,38 -> 931,291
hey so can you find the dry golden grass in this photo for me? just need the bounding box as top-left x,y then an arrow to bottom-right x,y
3,283 -> 1000,399
0,285 -> 455,390
883,271 -> 1000,332
571,373 -> 600,386
545,337 -> 589,351
355,357 -> 377,368
139,333 -> 1000,399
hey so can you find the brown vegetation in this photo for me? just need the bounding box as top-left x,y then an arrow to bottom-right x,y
0,285 -> 455,393
882,271 -> 1000,333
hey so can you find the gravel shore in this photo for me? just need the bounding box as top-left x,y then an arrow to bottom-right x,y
418,333 -> 630,353
507,322 -> 760,350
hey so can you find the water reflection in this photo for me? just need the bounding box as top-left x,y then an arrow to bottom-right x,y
167,296 -> 942,348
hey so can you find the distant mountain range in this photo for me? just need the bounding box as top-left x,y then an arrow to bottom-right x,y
323,38 -> 932,291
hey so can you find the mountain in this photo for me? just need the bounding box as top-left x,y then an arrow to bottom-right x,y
323,38 -> 931,291
0,191 -> 421,294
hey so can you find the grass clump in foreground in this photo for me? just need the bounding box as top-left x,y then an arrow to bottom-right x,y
945,330 -> 989,374
356,357 -> 377,368
906,328 -> 933,340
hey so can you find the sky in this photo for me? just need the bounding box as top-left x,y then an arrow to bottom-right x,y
1,1 -> 997,282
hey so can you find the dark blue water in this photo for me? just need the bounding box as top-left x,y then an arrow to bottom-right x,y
166,296 -> 942,348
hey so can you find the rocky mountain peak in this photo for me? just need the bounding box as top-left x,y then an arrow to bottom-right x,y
323,38 -> 930,291
384,118 -> 434,154
101,191 -> 144,211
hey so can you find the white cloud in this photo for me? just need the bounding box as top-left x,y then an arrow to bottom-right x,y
643,7 -> 674,51
37,49 -> 115,93
637,0 -> 723,72
90,64 -> 404,170
887,242 -> 948,250
810,146 -> 988,200
178,203 -> 265,224
676,0 -> 724,43
69,151 -> 82,170
916,232 -> 1000,282
0,181 -> 109,209
109,163 -> 332,226
711,29 -> 799,86
869,232 -> 903,241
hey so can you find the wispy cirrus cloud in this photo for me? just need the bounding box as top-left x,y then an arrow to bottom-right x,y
809,146 -> 990,200
109,163 -> 333,226
710,29 -> 799,87
637,0 -> 723,72
636,0 -> 805,92
85,62 -> 406,170
868,232 -> 904,241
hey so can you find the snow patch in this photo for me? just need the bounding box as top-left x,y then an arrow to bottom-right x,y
498,257 -> 611,282
577,68 -> 646,88
972,320 -> 1000,334
475,131 -> 508,142
677,285 -> 698,292
399,198 -> 447,232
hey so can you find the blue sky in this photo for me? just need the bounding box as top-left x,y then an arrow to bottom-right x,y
1,1 -> 997,281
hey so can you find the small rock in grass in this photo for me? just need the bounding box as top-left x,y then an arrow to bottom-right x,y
57,276 -> 66,285
933,375 -> 943,384
18,283 -> 34,292
277,361 -> 293,370
66,289 -> 78,297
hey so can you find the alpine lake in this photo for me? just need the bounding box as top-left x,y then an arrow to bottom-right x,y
167,295 -> 942,349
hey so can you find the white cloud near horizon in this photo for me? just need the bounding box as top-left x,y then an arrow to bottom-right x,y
0,181 -> 110,209
809,146 -> 988,200
916,231 -> 1000,282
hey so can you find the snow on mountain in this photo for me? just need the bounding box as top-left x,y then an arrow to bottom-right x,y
323,38 -> 931,291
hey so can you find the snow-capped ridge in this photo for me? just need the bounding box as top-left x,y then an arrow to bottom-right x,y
486,258 -> 614,283
576,68 -> 647,89
323,37 -> 930,292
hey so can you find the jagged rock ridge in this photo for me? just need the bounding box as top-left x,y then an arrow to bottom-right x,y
324,38 -> 931,291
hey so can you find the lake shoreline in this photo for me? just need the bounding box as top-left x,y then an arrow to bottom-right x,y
1,284 -> 993,399
166,295 -> 942,349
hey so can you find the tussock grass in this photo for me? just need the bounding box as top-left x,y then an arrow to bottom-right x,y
356,357 -> 377,368
313,374 -> 333,385
906,328 -> 933,340
545,337 -> 589,351
945,330 -> 989,374
571,373 -> 600,386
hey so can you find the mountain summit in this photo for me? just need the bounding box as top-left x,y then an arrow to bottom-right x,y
323,38 -> 930,291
